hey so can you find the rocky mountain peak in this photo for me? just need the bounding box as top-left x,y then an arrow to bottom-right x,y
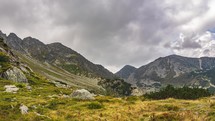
23,37 -> 45,46
116,65 -> 136,79
0,31 -> 7,42
0,31 -> 115,79
8,33 -> 18,38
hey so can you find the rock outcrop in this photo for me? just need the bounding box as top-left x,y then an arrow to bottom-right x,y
0,37 -> 28,83
20,104 -> 28,114
3,67 -> 28,83
71,89 -> 95,100
4,85 -> 19,93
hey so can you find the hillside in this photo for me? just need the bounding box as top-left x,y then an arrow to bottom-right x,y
0,31 -> 119,92
0,31 -> 115,79
116,55 -> 215,93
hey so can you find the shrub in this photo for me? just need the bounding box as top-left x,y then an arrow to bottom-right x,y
156,104 -> 180,111
149,113 -> 183,121
0,52 -> 11,72
0,52 -> 9,63
145,85 -> 211,100
15,83 -> 25,88
87,102 -> 104,109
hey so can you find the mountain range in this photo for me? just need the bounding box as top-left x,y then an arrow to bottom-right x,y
116,55 -> 215,93
1,30 -> 215,95
0,30 -> 131,96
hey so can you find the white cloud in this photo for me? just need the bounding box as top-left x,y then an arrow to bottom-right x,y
0,0 -> 215,72
171,31 -> 215,58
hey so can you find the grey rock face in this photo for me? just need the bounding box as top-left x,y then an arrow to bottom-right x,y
3,67 -> 28,83
7,33 -> 26,53
71,89 -> 95,100
116,65 -> 136,79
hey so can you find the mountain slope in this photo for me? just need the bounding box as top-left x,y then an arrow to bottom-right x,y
0,31 -> 117,93
0,31 -> 115,79
126,55 -> 215,93
115,65 -> 136,79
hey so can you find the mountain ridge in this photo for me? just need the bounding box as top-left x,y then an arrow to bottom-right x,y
0,31 -> 115,79
117,54 -> 215,93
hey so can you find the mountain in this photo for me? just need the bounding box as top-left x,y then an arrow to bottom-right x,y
0,31 -> 115,79
0,31 -> 120,93
115,65 -> 136,79
123,55 -> 215,93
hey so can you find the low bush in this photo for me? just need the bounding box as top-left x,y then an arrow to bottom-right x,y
145,85 -> 211,100
87,102 -> 104,109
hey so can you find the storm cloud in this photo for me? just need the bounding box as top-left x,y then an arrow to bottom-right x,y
0,0 -> 215,72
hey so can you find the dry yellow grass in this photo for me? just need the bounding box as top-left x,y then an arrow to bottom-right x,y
37,96 -> 215,121
1,78 -> 215,121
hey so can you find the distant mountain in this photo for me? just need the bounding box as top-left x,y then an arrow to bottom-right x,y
0,31 -> 115,79
123,55 -> 215,93
115,65 -> 136,79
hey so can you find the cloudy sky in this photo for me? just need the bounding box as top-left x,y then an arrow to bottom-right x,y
0,0 -> 215,72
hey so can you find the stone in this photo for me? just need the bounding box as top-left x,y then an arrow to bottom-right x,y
26,84 -> 32,90
3,67 -> 28,83
71,89 -> 95,100
20,104 -> 28,114
4,85 -> 19,93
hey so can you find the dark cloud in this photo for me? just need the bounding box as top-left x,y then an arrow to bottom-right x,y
0,0 -> 215,72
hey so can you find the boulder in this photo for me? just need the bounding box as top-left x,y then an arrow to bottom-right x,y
20,104 -> 28,114
4,85 -> 19,93
3,67 -> 28,83
71,89 -> 95,100
26,85 -> 32,90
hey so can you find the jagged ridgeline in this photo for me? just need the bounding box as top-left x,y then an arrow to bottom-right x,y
3,32 -> 115,79
117,55 -> 215,94
0,31 -> 132,96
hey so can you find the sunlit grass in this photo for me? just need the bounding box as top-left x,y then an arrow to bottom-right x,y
0,75 -> 215,121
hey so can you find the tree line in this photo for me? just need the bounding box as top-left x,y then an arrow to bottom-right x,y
144,85 -> 212,100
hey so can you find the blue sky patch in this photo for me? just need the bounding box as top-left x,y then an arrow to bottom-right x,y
208,28 -> 215,33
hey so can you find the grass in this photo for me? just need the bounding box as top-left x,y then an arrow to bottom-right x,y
0,74 -> 215,120
16,53 -> 103,93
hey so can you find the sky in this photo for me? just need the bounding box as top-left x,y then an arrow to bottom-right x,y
0,0 -> 215,73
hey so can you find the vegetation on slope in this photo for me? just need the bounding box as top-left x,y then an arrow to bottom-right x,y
98,78 -> 132,96
0,52 -> 11,72
0,76 -> 215,121
145,85 -> 212,100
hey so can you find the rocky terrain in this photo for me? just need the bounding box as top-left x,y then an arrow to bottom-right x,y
0,31 -> 115,79
0,37 -> 29,83
0,31 -> 133,96
0,31 -> 123,93
117,55 -> 215,93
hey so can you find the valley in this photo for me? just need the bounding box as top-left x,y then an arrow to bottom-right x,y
0,31 -> 215,121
